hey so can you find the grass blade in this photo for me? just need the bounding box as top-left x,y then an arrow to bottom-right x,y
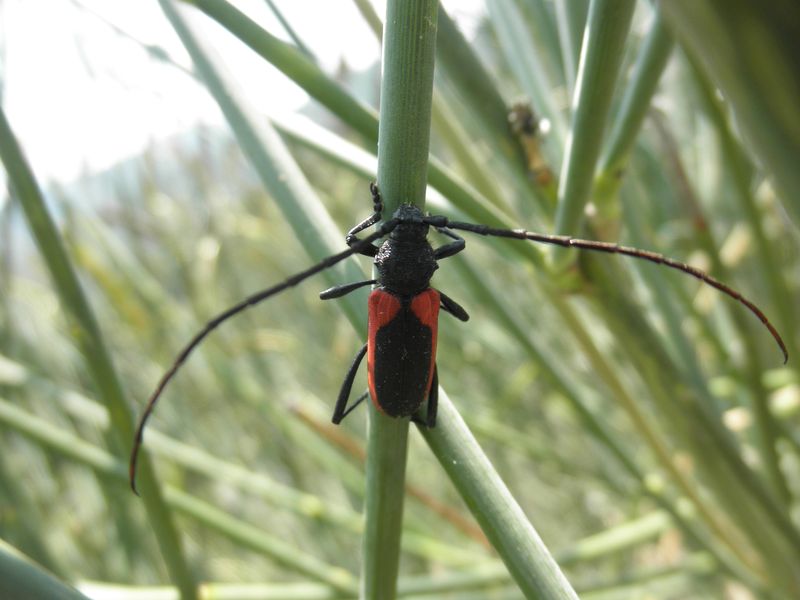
0,106 -> 197,600
554,0 -> 636,239
421,392 -> 579,599
0,541 -> 90,600
659,0 -> 800,223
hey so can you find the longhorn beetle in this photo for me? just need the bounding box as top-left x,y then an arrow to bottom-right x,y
129,183 -> 787,493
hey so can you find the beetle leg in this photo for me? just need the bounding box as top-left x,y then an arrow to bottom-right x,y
433,227 -> 466,260
320,279 -> 376,300
332,343 -> 368,424
439,291 -> 470,322
344,182 -> 386,256
339,391 -> 369,422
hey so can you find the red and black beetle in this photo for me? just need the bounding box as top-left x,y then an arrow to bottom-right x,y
129,183 -> 787,492
319,183 -> 470,427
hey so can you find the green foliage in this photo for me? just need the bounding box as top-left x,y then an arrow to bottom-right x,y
1,0 -> 798,598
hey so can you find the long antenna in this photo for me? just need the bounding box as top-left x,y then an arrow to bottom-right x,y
129,220 -> 397,493
439,219 -> 788,364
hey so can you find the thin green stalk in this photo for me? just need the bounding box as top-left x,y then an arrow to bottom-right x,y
554,0 -> 589,99
181,0 -> 520,245
0,107 -> 197,600
435,7 -> 521,168
430,96 -> 508,210
556,511 -> 670,566
0,397 -> 358,593
487,0 -> 567,146
584,259 -> 800,593
522,0 -> 567,91
185,0 -> 379,141
159,0 -> 368,328
262,0 -> 315,61
352,0 -> 383,41
421,391 -> 579,599
362,2 -> 438,597
553,0 -> 636,241
687,52 -> 799,368
437,6 -> 553,215
659,0 -> 800,223
595,6 -> 674,207
0,541 -> 91,600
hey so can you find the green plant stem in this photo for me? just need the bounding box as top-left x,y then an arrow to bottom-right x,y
659,0 -> 800,223
595,6 -> 674,206
686,52 -> 799,371
584,258 -> 800,593
181,0 -> 518,243
421,391 -> 579,599
0,541 -> 91,600
554,0 -> 589,98
160,0 -> 368,327
185,0 -> 379,141
262,0 -> 315,61
0,106 -> 197,600
362,2 -> 439,597
437,6 -> 552,215
0,396 -> 358,593
353,0 -> 383,40
436,7 -> 521,168
487,0 -> 567,145
554,0 -> 636,242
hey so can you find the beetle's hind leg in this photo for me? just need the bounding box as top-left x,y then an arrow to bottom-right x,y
332,343 -> 368,424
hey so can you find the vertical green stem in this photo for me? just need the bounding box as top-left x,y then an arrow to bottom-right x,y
554,0 -> 636,240
363,1 -> 438,598
554,0 -> 589,99
595,6 -> 674,206
376,0 -> 438,207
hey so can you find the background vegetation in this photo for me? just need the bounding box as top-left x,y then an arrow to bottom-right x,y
1,0 -> 798,598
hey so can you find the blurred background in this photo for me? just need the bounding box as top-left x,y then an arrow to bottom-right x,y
1,1 -> 799,598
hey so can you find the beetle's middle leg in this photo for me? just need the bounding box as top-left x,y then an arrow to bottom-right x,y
332,343 -> 368,424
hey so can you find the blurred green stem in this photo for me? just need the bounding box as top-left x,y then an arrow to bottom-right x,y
554,0 -> 635,243
554,0 -> 589,98
0,105 -> 197,600
0,541 -> 91,600
595,5 -> 674,209
659,0 -> 800,224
